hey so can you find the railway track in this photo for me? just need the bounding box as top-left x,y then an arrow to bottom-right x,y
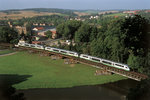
0,43 -> 148,81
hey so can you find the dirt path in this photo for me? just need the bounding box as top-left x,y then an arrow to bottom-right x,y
0,52 -> 17,57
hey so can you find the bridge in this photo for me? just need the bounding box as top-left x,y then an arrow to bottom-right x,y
0,43 -> 148,81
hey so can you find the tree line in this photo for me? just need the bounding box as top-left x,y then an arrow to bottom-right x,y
56,15 -> 150,74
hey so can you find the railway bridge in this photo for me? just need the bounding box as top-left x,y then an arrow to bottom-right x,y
0,43 -> 148,81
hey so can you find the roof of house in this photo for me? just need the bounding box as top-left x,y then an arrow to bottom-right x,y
32,41 -> 42,44
34,27 -> 44,30
51,30 -> 57,34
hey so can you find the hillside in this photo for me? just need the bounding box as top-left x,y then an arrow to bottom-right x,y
0,8 -> 76,20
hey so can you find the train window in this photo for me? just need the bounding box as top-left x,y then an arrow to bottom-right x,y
69,52 -> 74,55
60,51 -> 67,53
83,56 -> 88,58
102,60 -> 112,65
46,47 -> 51,49
25,44 -> 29,46
31,45 -> 35,47
37,45 -> 41,48
115,64 -> 124,67
53,49 -> 59,52
91,58 -> 100,62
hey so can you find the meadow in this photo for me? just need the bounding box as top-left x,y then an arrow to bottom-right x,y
104,13 -> 127,17
0,11 -> 60,20
0,51 -> 126,89
0,49 -> 14,55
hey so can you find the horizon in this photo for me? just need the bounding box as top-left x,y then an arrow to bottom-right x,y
0,0 -> 150,11
0,7 -> 150,12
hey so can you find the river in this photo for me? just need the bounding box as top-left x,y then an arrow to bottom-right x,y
1,78 -> 149,100
16,79 -> 138,100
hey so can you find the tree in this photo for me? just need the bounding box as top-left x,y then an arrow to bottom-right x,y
90,26 -> 98,41
56,20 -> 82,39
45,31 -> 52,39
75,24 -> 91,43
90,18 -> 128,62
56,23 -> 65,38
127,79 -> 150,100
121,15 -> 150,56
0,26 -> 18,44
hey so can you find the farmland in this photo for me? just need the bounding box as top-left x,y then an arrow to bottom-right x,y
0,11 -> 61,20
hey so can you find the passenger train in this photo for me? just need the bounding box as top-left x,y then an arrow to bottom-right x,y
16,42 -> 130,71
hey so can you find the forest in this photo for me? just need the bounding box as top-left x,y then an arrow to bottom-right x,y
56,15 -> 150,74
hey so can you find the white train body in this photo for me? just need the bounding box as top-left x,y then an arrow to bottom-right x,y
16,42 -> 130,71
80,54 -> 130,71
45,47 -> 78,57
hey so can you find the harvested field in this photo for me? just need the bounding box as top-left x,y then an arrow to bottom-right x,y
0,11 -> 60,20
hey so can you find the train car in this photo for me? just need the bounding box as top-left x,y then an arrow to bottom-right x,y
18,42 -> 26,47
80,54 -> 130,71
113,62 -> 130,71
100,59 -> 113,66
45,46 -> 52,51
67,51 -> 79,57
30,44 -> 36,48
35,44 -> 44,49
90,56 -> 101,63
51,48 -> 60,53
45,46 -> 79,57
24,43 -> 30,47
80,54 -> 90,60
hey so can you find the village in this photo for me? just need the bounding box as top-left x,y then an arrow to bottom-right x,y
7,21 -> 73,48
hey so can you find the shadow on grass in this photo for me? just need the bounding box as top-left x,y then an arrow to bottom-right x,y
0,74 -> 32,100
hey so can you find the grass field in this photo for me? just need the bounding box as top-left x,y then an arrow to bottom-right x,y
104,13 -> 127,17
0,11 -> 60,20
0,50 -> 14,55
0,52 -> 127,89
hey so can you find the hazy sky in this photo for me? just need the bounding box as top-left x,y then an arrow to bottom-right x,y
0,0 -> 150,10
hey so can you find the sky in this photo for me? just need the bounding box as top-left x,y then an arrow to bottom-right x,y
0,0 -> 150,10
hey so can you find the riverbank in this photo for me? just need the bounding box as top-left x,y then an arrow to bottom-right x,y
0,51 -> 127,89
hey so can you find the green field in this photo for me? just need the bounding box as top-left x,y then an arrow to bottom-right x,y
0,49 -> 14,55
0,52 -> 127,89
104,13 -> 127,17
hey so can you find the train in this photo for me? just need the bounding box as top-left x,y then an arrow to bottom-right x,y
16,42 -> 130,71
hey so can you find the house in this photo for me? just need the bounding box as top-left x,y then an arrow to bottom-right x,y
32,41 -> 42,45
51,30 -> 57,39
38,31 -> 46,37
33,23 -> 38,26
15,26 -> 27,34
32,27 -> 44,31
